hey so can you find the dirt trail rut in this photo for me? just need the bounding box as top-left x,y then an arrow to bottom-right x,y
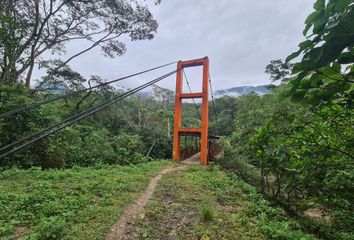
106,164 -> 189,240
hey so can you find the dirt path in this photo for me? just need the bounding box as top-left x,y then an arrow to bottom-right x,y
181,153 -> 200,165
106,164 -> 189,240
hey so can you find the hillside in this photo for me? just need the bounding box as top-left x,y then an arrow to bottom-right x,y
214,85 -> 270,98
124,165 -> 316,240
0,162 -> 316,240
136,85 -> 270,99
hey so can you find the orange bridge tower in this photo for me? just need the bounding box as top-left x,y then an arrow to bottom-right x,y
172,57 -> 209,165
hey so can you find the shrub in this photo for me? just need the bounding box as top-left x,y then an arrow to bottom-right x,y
218,139 -> 262,189
110,134 -> 146,165
36,216 -> 67,240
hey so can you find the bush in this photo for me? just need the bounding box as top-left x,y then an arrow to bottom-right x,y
39,141 -> 66,169
0,84 -> 61,168
110,134 -> 146,165
36,216 -> 67,240
218,139 -> 262,189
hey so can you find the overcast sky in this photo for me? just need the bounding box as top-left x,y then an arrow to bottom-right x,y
53,0 -> 315,92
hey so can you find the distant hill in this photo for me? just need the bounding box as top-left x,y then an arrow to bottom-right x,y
136,85 -> 270,99
136,91 -> 154,98
214,85 -> 270,98
34,82 -> 270,99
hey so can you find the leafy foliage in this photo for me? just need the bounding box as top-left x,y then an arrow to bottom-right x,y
218,89 -> 353,238
211,96 -> 239,136
214,1 -> 354,238
286,0 -> 354,106
0,0 -> 159,86
265,59 -> 293,83
0,83 -> 178,168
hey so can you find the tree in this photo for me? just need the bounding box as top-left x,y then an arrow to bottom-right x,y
152,85 -> 174,106
211,96 -> 239,136
248,1 -> 354,234
0,0 -> 160,87
152,85 -> 174,139
286,0 -> 354,106
265,59 -> 293,83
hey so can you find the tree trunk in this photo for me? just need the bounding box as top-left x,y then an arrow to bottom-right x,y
167,117 -> 171,139
138,109 -> 141,128
260,161 -> 265,193
266,174 -> 270,194
25,62 -> 34,88
1,65 -> 19,85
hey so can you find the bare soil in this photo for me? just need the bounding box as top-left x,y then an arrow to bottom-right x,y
304,208 -> 329,221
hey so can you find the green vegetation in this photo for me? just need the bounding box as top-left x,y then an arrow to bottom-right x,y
218,89 -> 353,239
0,161 -> 171,239
0,84 -> 176,168
0,1 -> 159,87
200,205 -> 214,222
216,1 -> 354,238
129,166 -> 316,239
0,0 -> 353,239
0,0 -> 169,169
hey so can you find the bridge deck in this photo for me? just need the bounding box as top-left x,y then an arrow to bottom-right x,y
181,152 -> 200,165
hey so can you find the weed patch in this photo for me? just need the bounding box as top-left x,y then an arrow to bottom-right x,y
200,205 -> 214,222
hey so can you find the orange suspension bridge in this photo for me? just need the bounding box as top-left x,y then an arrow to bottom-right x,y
0,57 -> 220,165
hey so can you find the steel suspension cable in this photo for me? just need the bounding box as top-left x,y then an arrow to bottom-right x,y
208,73 -> 218,134
0,61 -> 177,118
182,69 -> 202,121
0,70 -> 177,159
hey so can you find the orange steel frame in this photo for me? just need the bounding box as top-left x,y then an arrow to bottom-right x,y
172,57 -> 209,165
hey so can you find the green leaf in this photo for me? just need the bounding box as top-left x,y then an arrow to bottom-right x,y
303,26 -> 312,37
314,0 -> 325,11
293,62 -> 307,74
305,47 -> 323,64
313,16 -> 327,34
338,52 -> 354,64
319,66 -> 342,80
309,73 -> 323,87
303,10 -> 322,35
286,50 -> 302,63
295,70 -> 310,81
300,78 -> 312,88
334,0 -> 353,12
299,40 -> 313,50
305,11 -> 320,25
332,62 -> 341,72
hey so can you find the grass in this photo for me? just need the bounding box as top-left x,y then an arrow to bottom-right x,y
130,165 -> 318,240
200,205 -> 214,222
0,161 -> 171,240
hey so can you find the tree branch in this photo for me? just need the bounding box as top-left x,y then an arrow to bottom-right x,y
52,31 -> 125,71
